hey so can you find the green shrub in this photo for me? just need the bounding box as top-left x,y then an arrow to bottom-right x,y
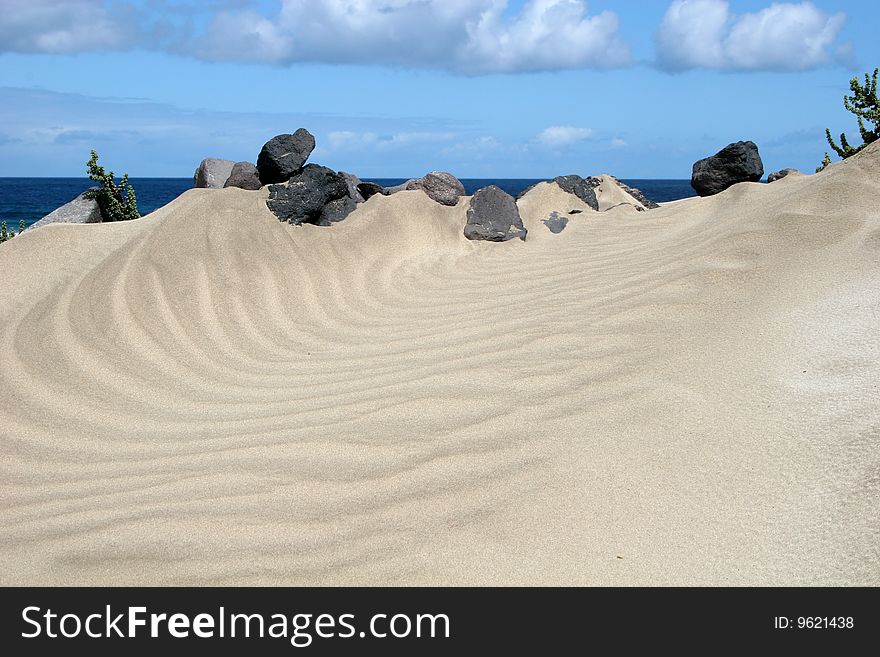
820,68 -> 879,170
85,150 -> 140,222
0,219 -> 26,243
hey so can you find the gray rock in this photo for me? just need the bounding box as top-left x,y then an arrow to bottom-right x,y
319,196 -> 359,226
340,172 -> 365,202
223,162 -> 262,190
553,175 -> 600,211
606,176 -> 659,209
411,171 -> 466,206
516,175 -> 599,211
383,179 -> 420,195
357,182 -> 385,200
465,185 -> 527,242
194,158 -> 235,189
28,188 -> 104,230
257,129 -> 316,185
691,141 -> 764,197
767,168 -> 799,183
266,164 -> 349,225
543,211 -> 569,234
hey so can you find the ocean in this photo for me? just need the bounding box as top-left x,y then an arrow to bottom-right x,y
0,178 -> 698,229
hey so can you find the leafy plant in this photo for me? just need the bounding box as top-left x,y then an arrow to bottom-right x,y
85,150 -> 140,222
820,67 -> 879,170
0,220 -> 19,243
0,219 -> 27,243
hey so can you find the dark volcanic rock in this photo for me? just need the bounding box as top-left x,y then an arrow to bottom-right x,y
194,158 -> 235,189
319,196 -> 359,226
517,175 -> 599,211
29,188 -> 104,230
767,168 -> 799,183
357,182 -> 385,200
691,141 -> 764,197
266,164 -> 348,225
465,185 -> 527,242
607,176 -> 659,209
553,175 -> 600,211
412,172 -> 466,206
257,129 -> 316,185
340,172 -> 365,202
543,211 -> 569,234
223,162 -> 262,190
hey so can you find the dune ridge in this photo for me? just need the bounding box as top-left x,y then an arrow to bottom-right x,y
1,144 -> 879,585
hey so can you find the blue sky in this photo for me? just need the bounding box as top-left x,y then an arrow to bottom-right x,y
0,0 -> 878,178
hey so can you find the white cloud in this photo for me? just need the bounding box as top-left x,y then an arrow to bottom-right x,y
610,138 -> 627,148
195,0 -> 630,73
655,0 -> 846,72
326,130 -> 457,151
0,0 -> 132,53
327,131 -> 376,151
537,126 -> 594,148
0,0 -> 629,74
440,136 -> 505,160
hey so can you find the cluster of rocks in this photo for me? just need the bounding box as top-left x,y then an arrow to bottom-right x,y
196,129 -> 658,240
472,173 -> 660,240
25,127 -> 658,238
195,129 -> 473,227
193,157 -> 261,191
690,141 -> 802,196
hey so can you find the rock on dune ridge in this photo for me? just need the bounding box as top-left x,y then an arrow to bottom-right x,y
1,143 -> 879,586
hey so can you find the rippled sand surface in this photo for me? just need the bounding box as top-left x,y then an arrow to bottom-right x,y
1,147 -> 878,585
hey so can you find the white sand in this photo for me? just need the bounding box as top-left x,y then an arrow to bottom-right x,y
1,145 -> 879,586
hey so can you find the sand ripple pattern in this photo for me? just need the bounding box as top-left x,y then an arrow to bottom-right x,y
2,152 -> 880,585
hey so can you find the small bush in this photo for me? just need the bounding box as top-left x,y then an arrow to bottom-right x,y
0,219 -> 27,243
85,150 -> 140,222
819,67 -> 879,170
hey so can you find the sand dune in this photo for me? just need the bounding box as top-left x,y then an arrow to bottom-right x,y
1,145 -> 879,586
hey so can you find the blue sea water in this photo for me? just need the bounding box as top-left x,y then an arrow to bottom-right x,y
0,178 -> 698,229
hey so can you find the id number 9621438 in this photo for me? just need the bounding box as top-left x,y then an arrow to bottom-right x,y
774,616 -> 854,630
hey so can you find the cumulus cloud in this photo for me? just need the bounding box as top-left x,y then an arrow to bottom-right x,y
195,0 -> 630,73
0,0 -> 629,73
655,0 -> 847,72
0,0 -> 134,54
536,126 -> 594,148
